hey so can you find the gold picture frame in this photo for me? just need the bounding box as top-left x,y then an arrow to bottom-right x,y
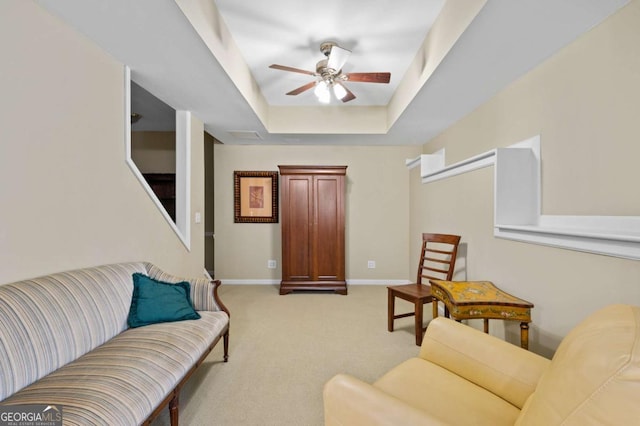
234,171 -> 279,223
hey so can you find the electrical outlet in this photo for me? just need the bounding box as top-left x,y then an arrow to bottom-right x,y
267,260 -> 277,269
367,260 -> 376,269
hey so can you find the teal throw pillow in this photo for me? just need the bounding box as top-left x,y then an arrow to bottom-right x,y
128,273 -> 201,328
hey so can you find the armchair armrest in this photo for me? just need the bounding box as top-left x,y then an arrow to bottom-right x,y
324,374 -> 448,426
420,317 -> 550,408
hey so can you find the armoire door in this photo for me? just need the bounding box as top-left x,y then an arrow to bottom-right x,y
283,174 -> 312,281
313,174 -> 345,282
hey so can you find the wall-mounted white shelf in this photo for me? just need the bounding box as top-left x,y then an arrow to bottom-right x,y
407,135 -> 640,261
407,149 -> 494,183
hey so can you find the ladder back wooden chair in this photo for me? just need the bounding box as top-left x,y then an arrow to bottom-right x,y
387,233 -> 461,345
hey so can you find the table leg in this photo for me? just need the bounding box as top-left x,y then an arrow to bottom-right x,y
520,322 -> 529,350
387,289 -> 395,332
432,300 -> 438,319
415,300 -> 423,346
483,318 -> 489,334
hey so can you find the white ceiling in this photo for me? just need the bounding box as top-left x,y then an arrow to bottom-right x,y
36,0 -> 629,146
214,0 -> 445,106
130,82 -> 176,132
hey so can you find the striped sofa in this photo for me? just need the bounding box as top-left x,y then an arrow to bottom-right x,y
0,262 -> 230,425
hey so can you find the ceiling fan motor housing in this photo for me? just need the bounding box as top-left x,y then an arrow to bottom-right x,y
316,59 -> 338,80
320,41 -> 337,57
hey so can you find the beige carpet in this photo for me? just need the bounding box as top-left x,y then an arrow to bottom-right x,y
151,284 -> 421,426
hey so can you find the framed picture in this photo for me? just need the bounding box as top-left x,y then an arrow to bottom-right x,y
234,171 -> 279,223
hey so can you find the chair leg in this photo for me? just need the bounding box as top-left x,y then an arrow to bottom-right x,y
415,300 -> 423,346
432,300 -> 438,319
387,288 -> 395,332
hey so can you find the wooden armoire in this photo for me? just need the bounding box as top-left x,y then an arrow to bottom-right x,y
278,165 -> 347,295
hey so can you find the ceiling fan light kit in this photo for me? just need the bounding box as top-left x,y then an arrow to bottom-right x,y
269,41 -> 391,104
332,82 -> 348,100
314,80 -> 331,103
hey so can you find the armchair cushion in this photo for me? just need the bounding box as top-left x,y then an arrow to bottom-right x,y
374,357 -> 521,426
421,317 -> 550,408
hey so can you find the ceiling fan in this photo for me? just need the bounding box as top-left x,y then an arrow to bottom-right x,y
269,41 -> 391,103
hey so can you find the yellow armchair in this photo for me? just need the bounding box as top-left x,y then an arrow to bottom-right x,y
324,304 -> 640,425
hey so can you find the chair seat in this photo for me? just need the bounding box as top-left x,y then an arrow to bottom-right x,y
388,283 -> 433,302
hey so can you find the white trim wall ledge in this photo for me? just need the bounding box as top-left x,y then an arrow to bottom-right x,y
495,216 -> 640,261
407,135 -> 640,261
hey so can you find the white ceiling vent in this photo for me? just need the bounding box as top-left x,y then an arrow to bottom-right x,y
228,130 -> 262,140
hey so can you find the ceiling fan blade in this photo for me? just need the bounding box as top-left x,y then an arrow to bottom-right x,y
337,83 -> 356,103
327,46 -> 351,72
346,72 -> 391,83
269,64 -> 316,76
286,81 -> 317,96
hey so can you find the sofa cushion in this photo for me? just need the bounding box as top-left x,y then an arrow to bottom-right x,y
0,263 -> 147,400
516,304 -> 640,425
375,357 -> 521,426
1,310 -> 229,425
127,273 -> 200,328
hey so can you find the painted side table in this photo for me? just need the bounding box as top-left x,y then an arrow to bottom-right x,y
429,280 -> 534,349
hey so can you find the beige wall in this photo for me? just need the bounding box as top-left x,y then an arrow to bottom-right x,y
411,0 -> 640,356
131,131 -> 176,173
214,145 -> 420,282
0,2 -> 205,284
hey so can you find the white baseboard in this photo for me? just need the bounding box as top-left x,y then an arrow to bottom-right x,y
221,279 -> 280,285
219,279 -> 411,285
349,279 -> 411,285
